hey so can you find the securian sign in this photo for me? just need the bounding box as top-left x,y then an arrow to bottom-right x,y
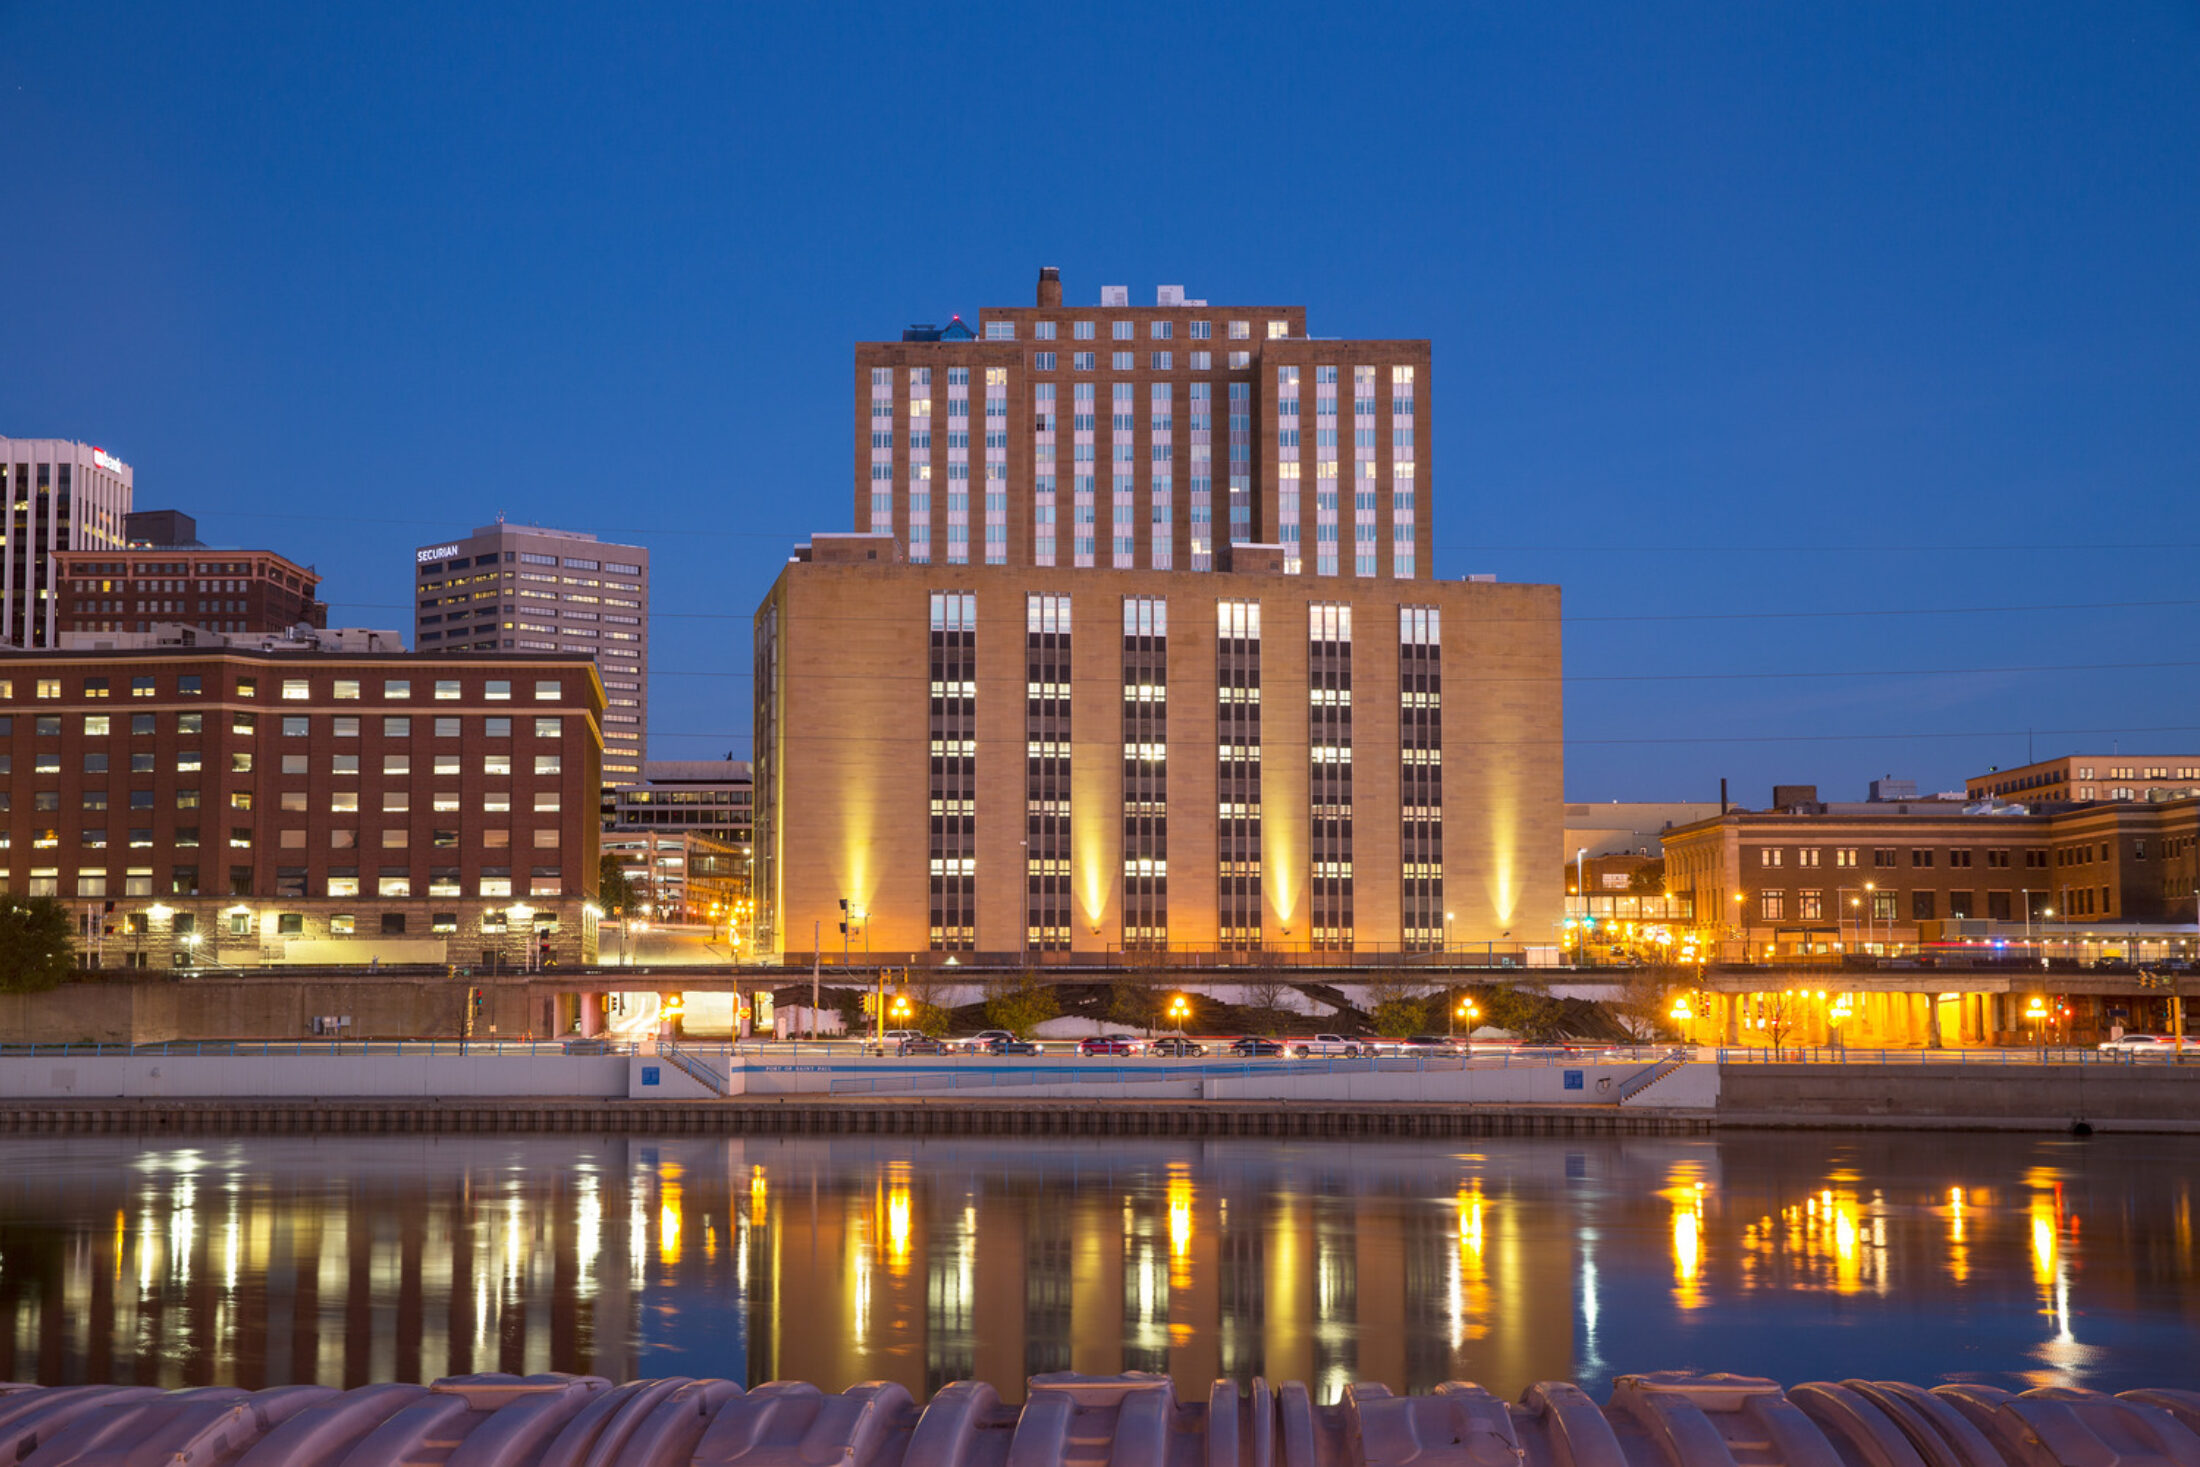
416,544 -> 462,563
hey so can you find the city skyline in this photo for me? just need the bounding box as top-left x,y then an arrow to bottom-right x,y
4,5 -> 2195,802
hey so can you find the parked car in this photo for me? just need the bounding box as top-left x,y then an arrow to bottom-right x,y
2099,1034 -> 2182,1055
1230,1036 -> 1286,1057
1148,1036 -> 1206,1057
980,1037 -> 1044,1056
1079,1035 -> 1141,1056
1292,1033 -> 1367,1058
964,1029 -> 1022,1053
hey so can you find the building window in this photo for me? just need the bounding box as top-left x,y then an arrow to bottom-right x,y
1398,606 -> 1442,950
1308,604 -> 1354,950
929,590 -> 978,950
1026,593 -> 1073,952
1122,597 -> 1169,950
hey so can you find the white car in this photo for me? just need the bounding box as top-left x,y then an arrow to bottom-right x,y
2099,1034 -> 2182,1055
867,1029 -> 926,1054
1292,1034 -> 1369,1058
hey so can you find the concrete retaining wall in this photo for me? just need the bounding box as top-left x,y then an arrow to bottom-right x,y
0,1054 -> 630,1100
1718,1062 -> 2200,1128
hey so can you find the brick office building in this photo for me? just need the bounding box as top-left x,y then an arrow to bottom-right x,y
755,268 -> 1562,963
1965,754 -> 2200,805
1662,796 -> 2200,957
53,544 -> 327,638
0,649 -> 604,967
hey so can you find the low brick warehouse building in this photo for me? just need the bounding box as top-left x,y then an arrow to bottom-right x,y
0,649 -> 605,967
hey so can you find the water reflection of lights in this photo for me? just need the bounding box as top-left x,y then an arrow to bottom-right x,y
1448,1181 -> 1489,1348
749,1166 -> 769,1229
2026,1175 -> 2089,1386
1660,1170 -> 1708,1309
885,1185 -> 912,1274
1168,1170 -> 1194,1270
576,1175 -> 602,1297
1946,1185 -> 1969,1283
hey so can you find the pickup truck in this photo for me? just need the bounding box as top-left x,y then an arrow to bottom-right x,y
1292,1034 -> 1368,1058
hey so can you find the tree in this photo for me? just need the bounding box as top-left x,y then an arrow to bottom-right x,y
900,965 -> 955,1037
597,854 -> 636,913
1109,978 -> 1162,1033
1363,973 -> 1430,1037
0,896 -> 74,994
1239,974 -> 1297,1034
1479,983 -> 1571,1043
1608,961 -> 1683,1042
984,970 -> 1060,1038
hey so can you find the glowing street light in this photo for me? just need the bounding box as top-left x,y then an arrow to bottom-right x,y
1452,996 -> 1480,1038
1167,995 -> 1192,1033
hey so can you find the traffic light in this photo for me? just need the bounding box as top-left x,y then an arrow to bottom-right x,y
861,993 -> 877,1017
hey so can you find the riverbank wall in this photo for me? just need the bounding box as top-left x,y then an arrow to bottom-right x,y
1718,1062 -> 2200,1130
0,1098 -> 1706,1137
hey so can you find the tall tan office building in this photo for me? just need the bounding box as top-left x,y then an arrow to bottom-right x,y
755,272 -> 1562,961
413,524 -> 649,778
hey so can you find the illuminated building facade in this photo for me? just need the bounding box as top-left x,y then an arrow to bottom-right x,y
753,542 -> 1561,960
760,271 -> 1563,960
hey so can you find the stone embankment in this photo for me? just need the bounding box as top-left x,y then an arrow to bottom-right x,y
0,1368 -> 2189,1467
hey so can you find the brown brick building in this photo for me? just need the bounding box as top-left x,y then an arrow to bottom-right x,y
1662,798 -> 2200,957
1965,753 -> 2200,805
0,649 -> 605,967
53,546 -> 327,638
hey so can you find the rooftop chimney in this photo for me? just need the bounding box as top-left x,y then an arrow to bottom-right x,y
1037,266 -> 1062,308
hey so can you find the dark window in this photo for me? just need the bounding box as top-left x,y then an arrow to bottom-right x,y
276,867 -> 308,898
170,867 -> 200,896
380,913 -> 407,936
278,913 -> 304,935
1911,889 -> 1935,920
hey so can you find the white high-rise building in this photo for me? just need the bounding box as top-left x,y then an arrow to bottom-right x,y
413,522 -> 650,777
1,438 -> 133,648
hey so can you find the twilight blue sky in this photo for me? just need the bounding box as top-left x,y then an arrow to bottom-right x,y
5,2 -> 2196,803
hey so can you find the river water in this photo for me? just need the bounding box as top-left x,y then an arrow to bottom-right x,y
0,1130 -> 2191,1402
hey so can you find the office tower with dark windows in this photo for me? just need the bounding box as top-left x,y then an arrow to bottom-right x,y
413,523 -> 650,778
755,270 -> 1561,962
2,438 -> 134,650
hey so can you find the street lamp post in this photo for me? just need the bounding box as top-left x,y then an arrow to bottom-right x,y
1167,995 -> 1190,1035
1451,995 -> 1479,1039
